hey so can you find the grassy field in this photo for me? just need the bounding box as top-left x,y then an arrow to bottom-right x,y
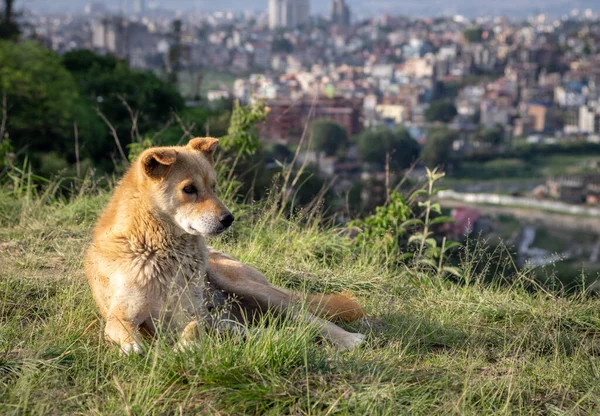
452,154 -> 600,181
2,185 -> 600,414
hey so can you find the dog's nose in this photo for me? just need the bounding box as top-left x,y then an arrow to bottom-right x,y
220,213 -> 234,228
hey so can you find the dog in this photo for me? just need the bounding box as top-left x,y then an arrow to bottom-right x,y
84,137 -> 365,354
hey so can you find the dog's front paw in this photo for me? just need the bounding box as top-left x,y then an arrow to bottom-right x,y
336,332 -> 365,350
120,341 -> 143,356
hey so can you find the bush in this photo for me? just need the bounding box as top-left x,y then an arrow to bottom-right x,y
425,100 -> 457,123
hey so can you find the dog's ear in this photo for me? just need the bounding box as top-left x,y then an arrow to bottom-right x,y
140,148 -> 177,179
188,137 -> 219,164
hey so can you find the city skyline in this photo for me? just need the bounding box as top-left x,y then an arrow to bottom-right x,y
269,0 -> 310,30
21,0 -> 600,19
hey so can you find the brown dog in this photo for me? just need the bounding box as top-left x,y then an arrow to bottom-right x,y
84,138 -> 365,354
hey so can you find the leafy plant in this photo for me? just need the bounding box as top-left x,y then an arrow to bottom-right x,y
350,167 -> 461,278
220,101 -> 266,157
127,137 -> 154,163
407,167 -> 461,278
348,190 -> 413,252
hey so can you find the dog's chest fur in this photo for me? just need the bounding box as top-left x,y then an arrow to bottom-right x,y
130,233 -> 205,285
123,229 -> 209,318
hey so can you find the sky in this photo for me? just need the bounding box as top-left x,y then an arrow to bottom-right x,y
20,0 -> 600,18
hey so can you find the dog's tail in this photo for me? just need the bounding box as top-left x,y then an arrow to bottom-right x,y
304,291 -> 365,323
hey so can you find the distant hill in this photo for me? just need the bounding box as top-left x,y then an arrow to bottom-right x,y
24,0 -> 599,18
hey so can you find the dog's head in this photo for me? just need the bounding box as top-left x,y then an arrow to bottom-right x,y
137,137 -> 234,236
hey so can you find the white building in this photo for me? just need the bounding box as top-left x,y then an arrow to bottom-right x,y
91,18 -> 152,63
580,104 -> 600,133
91,18 -> 128,57
269,0 -> 310,30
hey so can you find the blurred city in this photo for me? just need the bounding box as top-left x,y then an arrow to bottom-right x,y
6,0 -> 600,284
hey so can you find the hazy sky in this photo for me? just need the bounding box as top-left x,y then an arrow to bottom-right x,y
20,0 -> 600,18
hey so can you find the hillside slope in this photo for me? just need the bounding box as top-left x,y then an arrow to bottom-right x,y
1,189 -> 600,414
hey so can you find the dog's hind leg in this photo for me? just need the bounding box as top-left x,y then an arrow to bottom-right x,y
281,303 -> 365,350
209,268 -> 364,349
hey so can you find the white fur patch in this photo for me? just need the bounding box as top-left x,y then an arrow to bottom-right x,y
174,207 -> 225,236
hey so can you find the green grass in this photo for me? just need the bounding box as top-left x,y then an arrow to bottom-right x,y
453,154 -> 600,181
2,187 -> 600,414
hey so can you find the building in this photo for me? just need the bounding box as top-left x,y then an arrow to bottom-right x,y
527,102 -> 555,133
91,17 -> 151,62
260,96 -> 362,144
580,105 -> 600,134
132,0 -> 146,14
91,17 -> 129,58
402,39 -> 433,59
375,104 -> 405,127
480,97 -> 511,129
269,0 -> 310,30
554,83 -> 586,108
552,178 -> 585,204
330,0 -> 350,26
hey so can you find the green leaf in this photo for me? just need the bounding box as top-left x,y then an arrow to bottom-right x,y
430,216 -> 454,226
398,252 -> 414,261
425,246 -> 441,257
408,234 -> 423,245
400,219 -> 424,228
408,189 -> 428,202
443,241 -> 461,251
430,203 -> 442,214
425,238 -> 437,249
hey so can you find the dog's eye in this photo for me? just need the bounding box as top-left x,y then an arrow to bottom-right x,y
182,185 -> 197,195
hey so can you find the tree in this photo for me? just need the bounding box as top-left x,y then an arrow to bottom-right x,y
463,27 -> 483,43
0,0 -> 19,40
63,49 -> 185,164
271,37 -> 294,54
311,120 -> 348,156
63,51 -> 184,134
478,125 -> 504,146
425,100 -> 458,123
355,127 -> 420,170
0,41 -> 101,169
421,128 -> 457,168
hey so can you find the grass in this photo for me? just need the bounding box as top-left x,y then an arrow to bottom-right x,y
452,154 -> 600,181
2,185 -> 600,414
